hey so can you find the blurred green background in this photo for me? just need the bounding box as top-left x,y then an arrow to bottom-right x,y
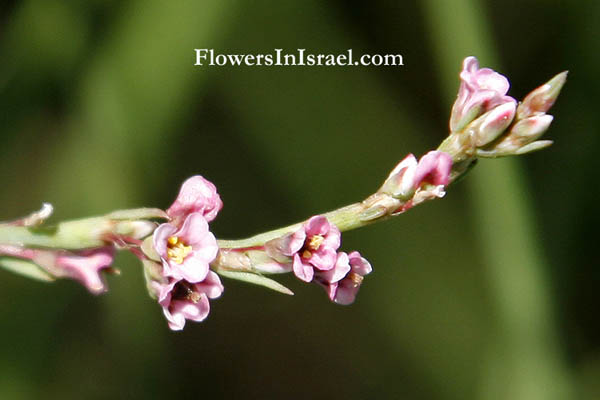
1,0 -> 599,399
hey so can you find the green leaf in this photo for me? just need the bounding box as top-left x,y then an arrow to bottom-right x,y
216,269 -> 294,296
0,257 -> 55,282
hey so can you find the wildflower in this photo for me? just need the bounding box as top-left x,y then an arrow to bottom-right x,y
153,212 -> 218,283
265,216 -> 341,282
155,271 -> 224,331
166,175 -> 223,225
450,56 -> 516,132
316,251 -> 372,305
52,247 -> 116,294
413,151 -> 453,188
0,245 -> 115,294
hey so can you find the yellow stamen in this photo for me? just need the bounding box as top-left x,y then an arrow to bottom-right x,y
302,250 -> 312,259
307,235 -> 324,251
348,272 -> 363,287
166,236 -> 192,264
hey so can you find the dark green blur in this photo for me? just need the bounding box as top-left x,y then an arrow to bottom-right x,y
1,1 -> 598,399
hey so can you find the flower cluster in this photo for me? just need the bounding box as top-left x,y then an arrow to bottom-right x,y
149,176 -> 224,330
450,56 -> 517,135
0,55 -> 566,332
266,216 -> 372,305
443,56 -> 566,158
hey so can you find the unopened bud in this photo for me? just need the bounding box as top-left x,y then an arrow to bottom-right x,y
468,101 -> 517,147
517,71 -> 567,119
379,154 -> 417,199
514,140 -> 553,155
509,114 -> 554,145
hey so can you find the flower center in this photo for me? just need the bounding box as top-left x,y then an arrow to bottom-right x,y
347,272 -> 363,287
308,234 -> 324,250
166,236 -> 192,264
172,281 -> 202,303
301,234 -> 324,259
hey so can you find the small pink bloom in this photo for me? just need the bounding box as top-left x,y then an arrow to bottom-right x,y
54,247 -> 116,294
450,56 -> 516,132
156,271 -> 224,331
315,252 -> 352,297
166,175 -> 223,225
316,251 -> 372,305
413,151 -> 452,188
0,245 -> 115,294
293,216 -> 341,282
267,216 -> 341,282
153,212 -> 218,283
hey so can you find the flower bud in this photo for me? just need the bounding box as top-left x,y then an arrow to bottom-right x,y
467,101 -> 517,147
514,140 -> 553,155
449,56 -> 515,132
517,71 -> 567,119
0,243 -> 116,294
379,154 -> 417,199
509,114 -> 554,144
413,151 -> 452,187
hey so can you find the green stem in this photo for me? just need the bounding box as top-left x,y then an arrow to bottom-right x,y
0,218 -> 110,249
217,153 -> 475,249
217,202 -> 369,249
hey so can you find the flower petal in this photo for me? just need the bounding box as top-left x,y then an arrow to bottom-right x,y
179,254 -> 210,283
348,251 -> 372,275
292,254 -> 314,282
177,212 -> 210,246
413,151 -> 452,187
194,271 -> 224,299
334,281 -> 360,305
318,252 -> 351,283
171,295 -> 210,323
305,215 -> 330,236
153,223 -> 178,259
322,225 -> 341,250
309,247 -> 337,271
167,175 -> 223,223
163,306 -> 186,331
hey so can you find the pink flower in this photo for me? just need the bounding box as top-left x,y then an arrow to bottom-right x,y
153,212 -> 218,283
166,175 -> 223,225
381,151 -> 452,204
316,251 -> 372,305
413,151 -> 453,188
155,271 -> 224,331
0,244 -> 115,294
450,56 -> 516,132
53,247 -> 116,294
266,216 -> 341,282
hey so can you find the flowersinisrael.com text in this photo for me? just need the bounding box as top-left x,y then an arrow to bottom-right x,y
194,49 -> 404,67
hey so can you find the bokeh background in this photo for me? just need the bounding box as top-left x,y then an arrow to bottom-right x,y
1,0 -> 599,399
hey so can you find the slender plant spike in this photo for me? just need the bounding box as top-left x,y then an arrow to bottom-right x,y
0,57 -> 566,331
